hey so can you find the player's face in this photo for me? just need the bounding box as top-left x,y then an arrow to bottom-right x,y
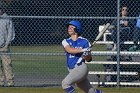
67,25 -> 77,35
121,7 -> 127,16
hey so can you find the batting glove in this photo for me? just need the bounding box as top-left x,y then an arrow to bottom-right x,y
82,47 -> 91,52
83,51 -> 90,56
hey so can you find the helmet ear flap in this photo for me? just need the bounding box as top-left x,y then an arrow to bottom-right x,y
74,28 -> 78,33
67,25 -> 78,32
74,28 -> 81,35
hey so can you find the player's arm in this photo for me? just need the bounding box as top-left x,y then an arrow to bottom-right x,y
62,39 -> 89,54
5,20 -> 15,47
1,19 -> 15,52
64,45 -> 84,54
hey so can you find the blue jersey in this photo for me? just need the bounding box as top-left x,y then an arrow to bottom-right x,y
136,15 -> 140,28
62,36 -> 91,69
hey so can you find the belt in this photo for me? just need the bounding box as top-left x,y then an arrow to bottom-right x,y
69,62 -> 83,69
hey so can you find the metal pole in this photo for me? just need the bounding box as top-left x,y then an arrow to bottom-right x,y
117,0 -> 120,87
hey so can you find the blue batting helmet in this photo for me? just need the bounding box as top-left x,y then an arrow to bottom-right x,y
68,20 -> 82,34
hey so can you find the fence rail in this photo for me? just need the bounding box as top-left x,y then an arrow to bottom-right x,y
0,16 -> 139,19
89,71 -> 138,75
86,61 -> 140,65
90,82 -> 140,86
1,50 -> 140,55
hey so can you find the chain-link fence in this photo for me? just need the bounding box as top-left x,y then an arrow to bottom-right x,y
0,0 -> 140,87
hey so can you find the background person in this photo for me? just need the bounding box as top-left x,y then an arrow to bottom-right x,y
104,5 -> 135,83
111,5 -> 134,51
0,7 -> 15,87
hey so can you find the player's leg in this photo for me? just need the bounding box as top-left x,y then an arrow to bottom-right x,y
77,78 -> 104,93
0,56 -> 4,86
76,78 -> 95,93
130,27 -> 140,51
62,62 -> 88,93
1,54 -> 14,86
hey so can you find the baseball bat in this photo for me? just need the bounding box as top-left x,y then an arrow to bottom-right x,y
91,23 -> 111,47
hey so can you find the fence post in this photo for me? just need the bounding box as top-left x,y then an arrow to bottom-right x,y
117,0 -> 121,88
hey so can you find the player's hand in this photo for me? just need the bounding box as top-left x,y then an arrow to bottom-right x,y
123,21 -> 128,26
83,55 -> 92,62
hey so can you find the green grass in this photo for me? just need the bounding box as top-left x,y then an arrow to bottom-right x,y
101,87 -> 140,93
0,87 -> 140,93
13,60 -> 68,75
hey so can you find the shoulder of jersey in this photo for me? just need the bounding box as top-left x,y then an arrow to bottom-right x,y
78,36 -> 89,42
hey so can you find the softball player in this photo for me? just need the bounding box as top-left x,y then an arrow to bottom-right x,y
0,7 -> 15,87
62,20 -> 103,93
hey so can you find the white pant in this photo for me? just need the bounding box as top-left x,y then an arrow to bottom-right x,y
62,62 -> 95,93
